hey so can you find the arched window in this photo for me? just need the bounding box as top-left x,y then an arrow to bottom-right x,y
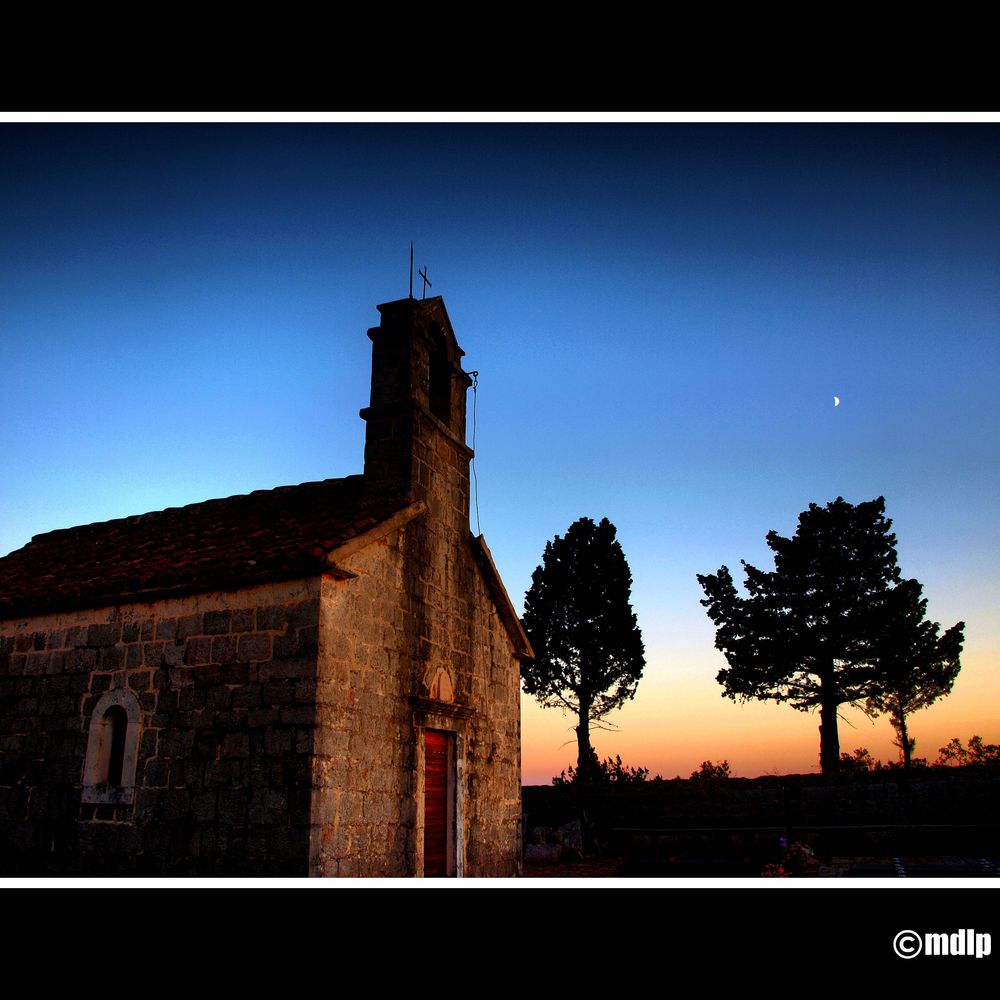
428,324 -> 452,426
82,689 -> 141,805
104,705 -> 128,786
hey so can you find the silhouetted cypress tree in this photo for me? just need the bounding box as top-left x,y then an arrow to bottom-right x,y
865,578 -> 964,769
522,517 -> 645,783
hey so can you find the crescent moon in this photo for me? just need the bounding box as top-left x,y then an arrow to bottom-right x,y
834,396 -> 841,407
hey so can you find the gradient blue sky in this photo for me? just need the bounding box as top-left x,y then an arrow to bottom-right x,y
3,123 -> 998,781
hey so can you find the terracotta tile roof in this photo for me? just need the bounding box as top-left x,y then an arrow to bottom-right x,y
0,475 -> 408,617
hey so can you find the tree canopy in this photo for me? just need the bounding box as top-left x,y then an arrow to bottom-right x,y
698,496 -> 962,773
522,517 -> 645,782
864,578 -> 964,768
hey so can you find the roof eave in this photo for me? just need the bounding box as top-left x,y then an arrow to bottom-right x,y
0,562 -> 353,622
471,534 -> 534,662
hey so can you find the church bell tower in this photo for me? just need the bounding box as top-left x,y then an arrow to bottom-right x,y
359,296 -> 473,516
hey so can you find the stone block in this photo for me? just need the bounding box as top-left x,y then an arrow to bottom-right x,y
25,651 -> 49,676
270,657 -> 313,680
87,623 -> 120,648
197,664 -> 224,686
337,857 -> 358,877
231,608 -> 255,633
89,673 -> 112,695
175,614 -> 203,641
98,646 -> 125,670
194,730 -> 222,760
179,686 -> 207,711
133,788 -> 158,822
155,618 -> 178,641
279,705 -> 314,726
154,730 -> 182,757
247,708 -> 276,728
64,626 -> 87,648
126,669 -> 152,692
324,632 -> 352,662
144,759 -> 170,787
142,642 -> 166,667
232,685 -> 261,709
237,634 -> 272,662
264,728 -> 292,755
212,636 -> 237,663
362,794 -> 395,824
217,790 -> 247,826
207,686 -> 231,711
287,788 -> 312,824
161,643 -> 185,667
293,679 -> 317,704
268,630 -> 291,659
154,686 -> 177,711
203,610 -> 231,635
218,662 -> 250,686
72,648 -> 99,671
290,599 -> 320,628
248,789 -> 286,824
256,605 -> 288,631
184,638 -> 214,666
160,790 -> 192,822
313,727 -> 349,757
193,791 -> 217,822
296,626 -> 319,656
55,694 -> 77,716
262,680 -> 293,707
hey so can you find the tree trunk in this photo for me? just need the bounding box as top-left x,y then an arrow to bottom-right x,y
818,696 -> 840,774
576,693 -> 593,784
897,708 -> 912,770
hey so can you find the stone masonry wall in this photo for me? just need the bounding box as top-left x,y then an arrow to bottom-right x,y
309,387 -> 522,876
311,538 -> 414,876
0,578 -> 321,875
463,564 -> 522,878
416,418 -> 522,877
310,521 -> 521,877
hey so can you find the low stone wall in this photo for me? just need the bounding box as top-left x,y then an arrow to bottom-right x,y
523,771 -> 1000,861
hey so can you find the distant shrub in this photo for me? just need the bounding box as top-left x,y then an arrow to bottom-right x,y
553,750 -> 660,785
690,759 -> 731,781
936,735 -> 1000,767
839,747 -> 881,772
839,747 -> 935,772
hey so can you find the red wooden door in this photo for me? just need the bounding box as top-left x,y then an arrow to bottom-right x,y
424,730 -> 451,876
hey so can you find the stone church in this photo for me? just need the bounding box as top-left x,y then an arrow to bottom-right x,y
0,295 -> 532,877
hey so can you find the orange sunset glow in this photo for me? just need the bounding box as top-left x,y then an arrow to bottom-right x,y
521,633 -> 1000,785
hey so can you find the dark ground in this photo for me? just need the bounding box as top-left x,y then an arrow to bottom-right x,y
522,854 -> 999,878
521,769 -> 1000,878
